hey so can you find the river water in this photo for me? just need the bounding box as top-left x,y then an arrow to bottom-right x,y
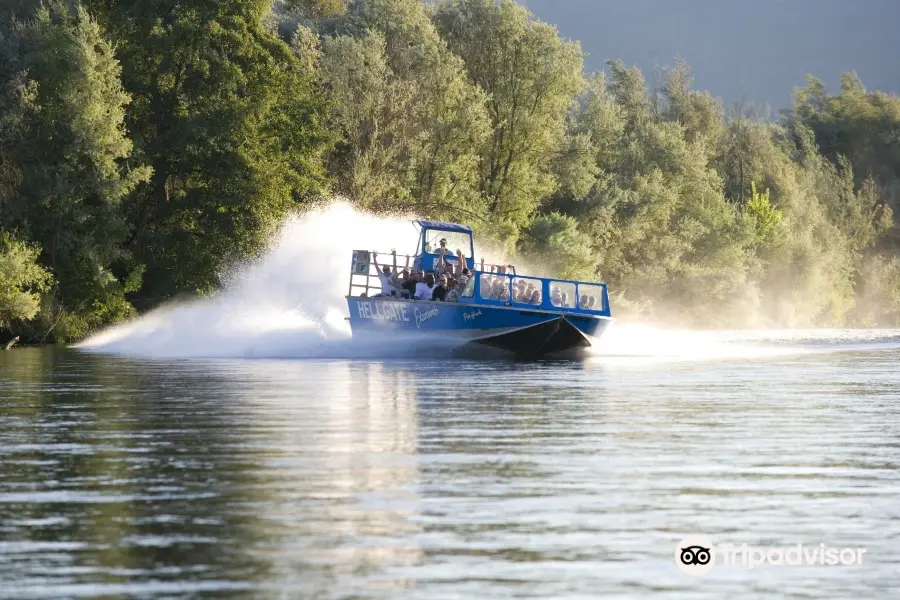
1,328 -> 899,598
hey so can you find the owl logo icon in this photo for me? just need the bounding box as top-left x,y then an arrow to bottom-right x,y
680,545 -> 711,565
676,536 -> 716,576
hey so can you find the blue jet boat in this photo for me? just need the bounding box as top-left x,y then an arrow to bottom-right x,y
346,220 -> 613,358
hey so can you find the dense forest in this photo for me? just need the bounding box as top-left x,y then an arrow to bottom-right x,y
2,0 -> 899,342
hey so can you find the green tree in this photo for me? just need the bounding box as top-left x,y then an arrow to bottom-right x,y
559,59 -> 760,325
743,182 -> 783,246
518,212 -> 598,280
0,2 -> 150,341
85,0 -> 332,300
434,0 -> 585,228
316,0 -> 489,219
790,72 -> 900,244
575,73 -> 626,174
660,58 -> 725,145
283,0 -> 348,19
0,233 -> 52,330
605,60 -> 651,134
319,32 -> 405,204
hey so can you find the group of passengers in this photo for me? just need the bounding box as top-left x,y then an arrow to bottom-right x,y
480,275 -> 510,302
550,286 -> 597,310
549,286 -> 598,310
479,276 -> 541,305
513,280 -> 541,305
371,246 -> 599,309
372,245 -> 471,303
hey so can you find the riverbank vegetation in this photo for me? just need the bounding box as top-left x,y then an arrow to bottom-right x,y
2,0 -> 899,342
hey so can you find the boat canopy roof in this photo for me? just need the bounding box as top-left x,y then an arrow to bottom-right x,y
414,220 -> 473,234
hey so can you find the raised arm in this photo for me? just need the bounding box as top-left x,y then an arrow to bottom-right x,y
391,249 -> 397,275
371,251 -> 380,273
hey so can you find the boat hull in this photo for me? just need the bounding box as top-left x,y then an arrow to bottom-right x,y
346,296 -> 612,358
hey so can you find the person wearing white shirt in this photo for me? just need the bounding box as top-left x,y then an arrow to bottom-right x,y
414,272 -> 437,300
372,250 -> 403,297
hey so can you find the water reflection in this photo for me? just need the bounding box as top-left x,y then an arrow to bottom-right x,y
1,347 -> 899,597
1,352 -> 425,597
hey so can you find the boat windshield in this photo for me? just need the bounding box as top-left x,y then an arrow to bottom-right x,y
424,230 -> 472,257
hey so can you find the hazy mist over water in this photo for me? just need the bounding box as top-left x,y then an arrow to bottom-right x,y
520,0 -> 900,109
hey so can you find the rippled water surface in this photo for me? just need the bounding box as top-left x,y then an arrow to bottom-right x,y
2,330 -> 900,598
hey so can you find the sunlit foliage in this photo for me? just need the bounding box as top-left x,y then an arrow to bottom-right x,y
2,0 -> 899,341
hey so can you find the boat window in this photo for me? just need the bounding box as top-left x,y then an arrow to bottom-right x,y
424,230 -> 472,257
479,274 -> 510,302
512,277 -> 541,305
549,282 -> 576,309
461,274 -> 476,298
577,284 -> 606,311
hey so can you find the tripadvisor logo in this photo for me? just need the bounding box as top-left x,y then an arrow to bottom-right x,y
675,535 -> 868,577
676,536 -> 715,576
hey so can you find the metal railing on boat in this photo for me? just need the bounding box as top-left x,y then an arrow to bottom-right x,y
348,251 -> 417,298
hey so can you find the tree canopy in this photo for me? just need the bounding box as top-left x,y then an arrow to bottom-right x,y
2,0 -> 900,341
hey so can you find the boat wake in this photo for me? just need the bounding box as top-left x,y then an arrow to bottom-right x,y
77,203 -> 900,361
589,325 -> 900,366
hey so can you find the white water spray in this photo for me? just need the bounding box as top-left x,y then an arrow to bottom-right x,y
78,203 -> 431,358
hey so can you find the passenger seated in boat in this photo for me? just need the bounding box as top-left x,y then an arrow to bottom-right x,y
392,269 -> 413,298
512,280 -> 525,302
482,274 -> 504,300
432,274 -> 449,301
402,268 -> 424,296
550,286 -> 562,306
445,275 -> 467,302
482,275 -> 493,299
578,295 -> 598,310
530,290 -> 541,304
414,272 -> 437,300
372,250 -> 404,297
521,282 -> 534,304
